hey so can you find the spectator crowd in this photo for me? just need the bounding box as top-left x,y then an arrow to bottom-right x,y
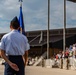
55,43 -> 76,60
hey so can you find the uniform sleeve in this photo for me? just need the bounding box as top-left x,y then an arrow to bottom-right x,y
0,37 -> 5,51
25,37 -> 30,51
25,43 -> 30,51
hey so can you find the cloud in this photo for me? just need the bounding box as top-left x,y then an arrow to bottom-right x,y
23,0 -> 48,31
0,0 -> 76,33
66,1 -> 76,27
50,0 -> 64,29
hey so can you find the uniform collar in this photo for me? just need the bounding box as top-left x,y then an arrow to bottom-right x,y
12,30 -> 18,32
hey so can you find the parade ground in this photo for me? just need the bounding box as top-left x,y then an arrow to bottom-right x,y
0,64 -> 76,75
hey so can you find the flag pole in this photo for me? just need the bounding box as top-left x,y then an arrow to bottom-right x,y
63,0 -> 66,52
47,0 -> 50,59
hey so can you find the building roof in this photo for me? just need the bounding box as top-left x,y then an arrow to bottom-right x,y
25,27 -> 76,47
0,27 -> 76,48
67,0 -> 76,2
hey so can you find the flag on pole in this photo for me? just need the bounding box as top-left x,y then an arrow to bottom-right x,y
19,1 -> 25,35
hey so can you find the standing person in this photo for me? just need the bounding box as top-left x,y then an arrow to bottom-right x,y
0,16 -> 30,75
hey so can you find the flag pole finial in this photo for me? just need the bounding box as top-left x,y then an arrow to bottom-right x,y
19,0 -> 23,2
19,0 -> 23,7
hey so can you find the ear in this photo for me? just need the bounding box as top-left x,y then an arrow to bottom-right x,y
10,25 -> 12,29
17,27 -> 20,30
10,25 -> 13,30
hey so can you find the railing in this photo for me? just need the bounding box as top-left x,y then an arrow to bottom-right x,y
33,52 -> 47,66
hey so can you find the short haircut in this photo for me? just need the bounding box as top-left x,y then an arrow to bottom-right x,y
10,21 -> 20,29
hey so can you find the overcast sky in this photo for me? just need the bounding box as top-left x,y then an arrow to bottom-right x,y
0,0 -> 76,33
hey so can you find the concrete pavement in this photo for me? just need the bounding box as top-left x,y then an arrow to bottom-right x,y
0,65 -> 4,75
25,66 -> 76,75
0,65 -> 76,75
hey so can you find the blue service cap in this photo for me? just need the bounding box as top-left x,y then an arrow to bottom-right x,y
11,16 -> 19,24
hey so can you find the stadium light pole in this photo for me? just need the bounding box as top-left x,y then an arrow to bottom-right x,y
47,0 -> 50,59
63,0 -> 76,52
63,0 -> 66,52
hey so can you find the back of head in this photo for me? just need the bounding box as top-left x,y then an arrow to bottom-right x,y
10,16 -> 20,29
